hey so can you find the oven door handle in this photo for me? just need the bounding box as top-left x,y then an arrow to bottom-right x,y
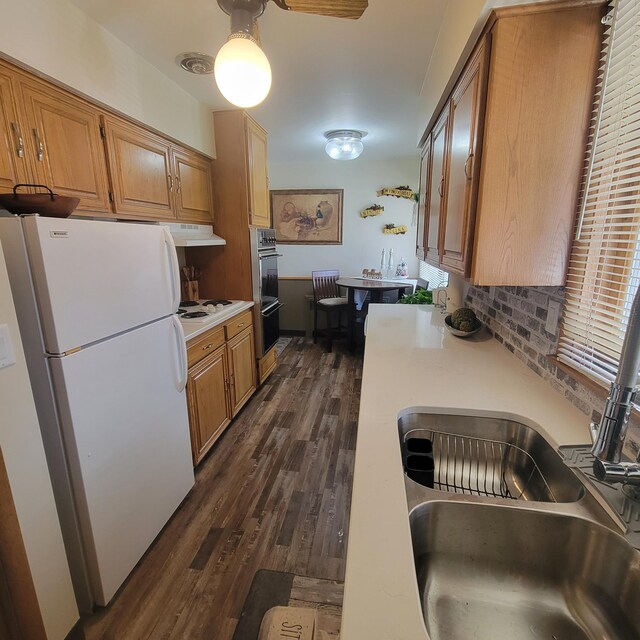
259,253 -> 283,259
261,302 -> 284,317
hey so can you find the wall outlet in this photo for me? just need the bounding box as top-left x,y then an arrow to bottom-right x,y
0,324 -> 15,370
546,300 -> 561,335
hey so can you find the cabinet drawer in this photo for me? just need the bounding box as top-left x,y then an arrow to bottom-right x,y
187,326 -> 225,368
224,310 -> 253,340
258,346 -> 277,384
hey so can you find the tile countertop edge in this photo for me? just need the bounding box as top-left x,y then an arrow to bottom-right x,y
181,301 -> 254,342
341,304 -> 593,640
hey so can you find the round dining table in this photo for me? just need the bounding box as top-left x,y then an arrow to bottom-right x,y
335,277 -> 413,351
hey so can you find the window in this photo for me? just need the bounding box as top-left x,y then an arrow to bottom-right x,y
558,0 -> 640,386
419,260 -> 449,289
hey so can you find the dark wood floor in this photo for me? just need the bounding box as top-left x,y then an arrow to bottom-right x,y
74,338 -> 362,640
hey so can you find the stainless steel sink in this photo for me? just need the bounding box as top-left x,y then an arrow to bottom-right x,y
399,413 -> 585,503
410,501 -> 640,640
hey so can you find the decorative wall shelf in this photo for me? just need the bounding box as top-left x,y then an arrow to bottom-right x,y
377,187 -> 414,200
360,204 -> 384,218
383,224 -> 408,235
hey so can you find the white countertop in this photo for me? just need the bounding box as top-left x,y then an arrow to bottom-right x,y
341,304 -> 592,640
180,301 -> 254,341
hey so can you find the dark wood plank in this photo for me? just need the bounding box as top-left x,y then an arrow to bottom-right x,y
189,527 -> 225,571
276,491 -> 305,547
76,338 -> 361,640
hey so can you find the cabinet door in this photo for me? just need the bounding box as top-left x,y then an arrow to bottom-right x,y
246,118 -> 270,228
425,109 -> 449,265
172,147 -> 214,224
0,70 -> 29,194
228,326 -> 256,416
416,136 -> 432,261
102,116 -> 175,220
441,43 -> 487,276
186,344 -> 231,465
19,80 -> 111,214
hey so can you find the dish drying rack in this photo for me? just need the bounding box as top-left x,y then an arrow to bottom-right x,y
403,428 -> 558,502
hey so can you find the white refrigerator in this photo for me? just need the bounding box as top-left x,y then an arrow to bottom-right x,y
0,215 -> 194,611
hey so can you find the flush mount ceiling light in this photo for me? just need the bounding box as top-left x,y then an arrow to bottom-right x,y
212,0 -> 369,109
324,130 -> 367,161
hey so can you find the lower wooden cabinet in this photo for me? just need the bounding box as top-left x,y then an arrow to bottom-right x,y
228,327 -> 257,416
258,345 -> 278,385
185,310 -> 257,465
186,344 -> 231,465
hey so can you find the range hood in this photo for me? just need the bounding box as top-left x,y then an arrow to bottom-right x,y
162,222 -> 226,247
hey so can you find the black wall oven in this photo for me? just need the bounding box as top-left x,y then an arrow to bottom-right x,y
252,228 -> 283,356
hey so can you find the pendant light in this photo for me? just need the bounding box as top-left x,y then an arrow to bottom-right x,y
214,1 -> 272,108
325,130 -> 367,161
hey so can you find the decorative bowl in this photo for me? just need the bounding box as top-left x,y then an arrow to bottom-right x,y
444,314 -> 482,338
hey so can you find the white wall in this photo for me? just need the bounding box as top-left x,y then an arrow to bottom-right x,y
417,0 -> 488,140
418,0 -> 553,140
0,246 -> 78,639
270,158 -> 420,278
0,0 -> 214,156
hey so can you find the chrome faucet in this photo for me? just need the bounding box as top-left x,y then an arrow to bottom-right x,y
434,289 -> 448,313
590,285 -> 640,486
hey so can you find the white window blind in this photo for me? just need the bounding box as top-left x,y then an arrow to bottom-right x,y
418,260 -> 449,289
558,0 -> 640,386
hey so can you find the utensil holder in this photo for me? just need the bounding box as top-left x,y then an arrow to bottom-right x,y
405,454 -> 435,488
182,280 -> 199,302
406,438 -> 433,455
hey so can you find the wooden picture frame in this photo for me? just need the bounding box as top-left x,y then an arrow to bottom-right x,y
270,189 -> 343,245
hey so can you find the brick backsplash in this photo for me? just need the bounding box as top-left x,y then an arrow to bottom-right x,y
465,285 -> 640,459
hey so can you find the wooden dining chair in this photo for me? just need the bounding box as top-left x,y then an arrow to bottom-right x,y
311,270 -> 348,352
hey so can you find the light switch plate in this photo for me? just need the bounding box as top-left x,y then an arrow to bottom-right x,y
546,300 -> 561,335
0,324 -> 16,370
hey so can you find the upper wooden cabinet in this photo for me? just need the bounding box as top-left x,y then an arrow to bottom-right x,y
102,116 -> 175,220
172,148 -> 214,224
246,118 -> 270,228
102,115 -> 215,223
0,70 -> 29,194
415,139 -> 430,261
19,80 -> 112,215
0,58 -> 213,223
440,43 -> 487,275
211,110 -> 271,230
417,4 -> 602,286
426,111 -> 448,266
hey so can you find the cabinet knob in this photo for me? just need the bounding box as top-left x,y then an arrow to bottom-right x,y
202,343 -> 213,350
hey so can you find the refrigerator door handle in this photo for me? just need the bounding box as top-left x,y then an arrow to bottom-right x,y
171,315 -> 188,392
162,227 -> 180,311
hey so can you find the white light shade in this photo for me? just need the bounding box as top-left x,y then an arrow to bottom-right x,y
325,130 -> 366,161
214,36 -> 272,108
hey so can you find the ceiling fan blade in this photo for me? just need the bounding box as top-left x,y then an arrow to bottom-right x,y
273,0 -> 368,20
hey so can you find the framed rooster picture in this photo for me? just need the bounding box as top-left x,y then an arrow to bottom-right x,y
270,189 -> 343,245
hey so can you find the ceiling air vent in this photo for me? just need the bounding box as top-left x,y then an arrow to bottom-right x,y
176,52 -> 215,75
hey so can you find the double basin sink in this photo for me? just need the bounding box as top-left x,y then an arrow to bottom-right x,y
399,412 -> 640,640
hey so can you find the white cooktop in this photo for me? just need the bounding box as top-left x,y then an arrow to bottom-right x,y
177,299 -> 242,323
